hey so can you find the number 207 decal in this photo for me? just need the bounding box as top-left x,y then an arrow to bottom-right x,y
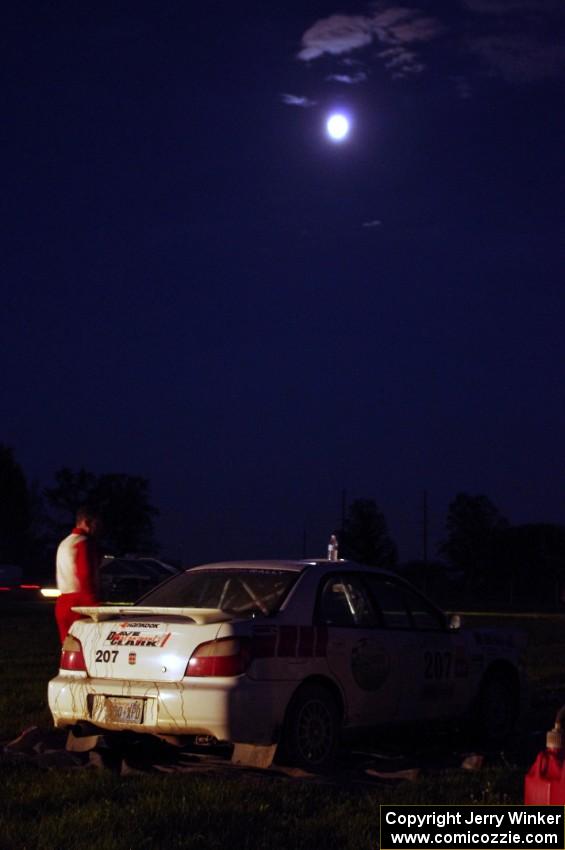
424,650 -> 452,679
95,649 -> 119,663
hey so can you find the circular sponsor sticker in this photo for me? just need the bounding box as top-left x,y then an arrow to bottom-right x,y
351,643 -> 390,691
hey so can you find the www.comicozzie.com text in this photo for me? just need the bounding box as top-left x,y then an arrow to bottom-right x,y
381,806 -> 564,849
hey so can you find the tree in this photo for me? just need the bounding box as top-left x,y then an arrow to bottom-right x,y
439,493 -> 508,589
0,444 -> 33,565
494,523 -> 565,606
339,498 -> 397,568
91,473 -> 158,554
44,468 -> 159,555
44,468 -> 96,524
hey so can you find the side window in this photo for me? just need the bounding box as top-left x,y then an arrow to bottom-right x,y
366,576 -> 446,631
364,577 -> 412,629
403,587 -> 446,631
318,575 -> 378,627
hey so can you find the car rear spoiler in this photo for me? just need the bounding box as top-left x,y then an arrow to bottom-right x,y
71,606 -> 233,625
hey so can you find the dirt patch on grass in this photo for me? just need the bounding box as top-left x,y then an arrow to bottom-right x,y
1,723 -> 529,789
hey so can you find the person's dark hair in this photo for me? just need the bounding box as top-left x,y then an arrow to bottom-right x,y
76,504 -> 99,525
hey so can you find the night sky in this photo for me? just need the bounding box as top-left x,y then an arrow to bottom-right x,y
4,1 -> 564,566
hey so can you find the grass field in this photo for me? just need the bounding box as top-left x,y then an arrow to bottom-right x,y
1,603 -> 564,849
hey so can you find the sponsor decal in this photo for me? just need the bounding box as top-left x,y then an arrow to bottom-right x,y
128,652 -> 137,665
106,630 -> 171,648
200,569 -> 289,576
351,642 -> 390,691
119,622 -> 161,629
474,630 -> 515,648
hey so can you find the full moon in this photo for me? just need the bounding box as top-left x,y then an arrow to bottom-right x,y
326,113 -> 350,141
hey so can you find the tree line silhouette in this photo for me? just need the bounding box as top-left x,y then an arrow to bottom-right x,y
1,443 -> 564,609
338,494 -> 565,609
0,444 -> 158,578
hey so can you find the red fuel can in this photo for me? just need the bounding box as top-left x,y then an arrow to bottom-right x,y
525,710 -> 565,804
525,748 -> 565,804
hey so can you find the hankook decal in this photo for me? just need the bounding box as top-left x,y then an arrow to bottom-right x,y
119,622 -> 161,629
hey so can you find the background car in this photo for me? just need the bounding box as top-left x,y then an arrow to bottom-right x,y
48,559 -> 526,770
36,555 -> 182,604
99,556 -> 182,603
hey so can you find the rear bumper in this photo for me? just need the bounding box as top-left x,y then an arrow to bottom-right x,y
48,673 -> 294,745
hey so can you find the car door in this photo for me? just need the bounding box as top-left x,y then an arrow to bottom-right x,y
315,573 -> 404,727
363,574 -> 467,723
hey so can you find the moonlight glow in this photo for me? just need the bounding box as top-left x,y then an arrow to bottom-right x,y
326,113 -> 350,141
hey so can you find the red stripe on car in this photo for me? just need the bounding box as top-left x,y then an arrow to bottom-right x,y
314,625 -> 328,657
277,625 -> 298,657
297,626 -> 315,657
252,629 -> 277,658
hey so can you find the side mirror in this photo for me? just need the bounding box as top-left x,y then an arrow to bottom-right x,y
448,613 -> 462,631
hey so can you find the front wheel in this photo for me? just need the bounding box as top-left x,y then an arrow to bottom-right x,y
281,683 -> 341,772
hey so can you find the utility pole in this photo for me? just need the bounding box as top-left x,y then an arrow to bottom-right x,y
421,489 -> 430,596
422,490 -> 429,565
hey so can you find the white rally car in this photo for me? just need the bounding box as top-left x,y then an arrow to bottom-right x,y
48,560 -> 526,769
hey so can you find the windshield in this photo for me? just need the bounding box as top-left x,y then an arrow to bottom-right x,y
137,569 -> 298,616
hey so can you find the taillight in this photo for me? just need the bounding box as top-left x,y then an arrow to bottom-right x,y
60,634 -> 87,672
186,637 -> 251,677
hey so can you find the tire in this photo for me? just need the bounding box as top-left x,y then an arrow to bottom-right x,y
474,670 -> 519,743
281,683 -> 340,771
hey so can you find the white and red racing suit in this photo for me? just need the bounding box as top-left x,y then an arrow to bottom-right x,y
55,527 -> 100,643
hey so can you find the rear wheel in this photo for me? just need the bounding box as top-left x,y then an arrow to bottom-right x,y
281,683 -> 340,771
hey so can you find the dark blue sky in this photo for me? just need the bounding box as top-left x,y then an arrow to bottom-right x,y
3,1 -> 564,565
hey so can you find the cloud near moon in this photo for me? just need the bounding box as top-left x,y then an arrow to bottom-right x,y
280,93 -> 317,108
297,8 -> 443,79
297,2 -> 565,85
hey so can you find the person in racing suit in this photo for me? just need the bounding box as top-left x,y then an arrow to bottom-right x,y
55,505 -> 101,643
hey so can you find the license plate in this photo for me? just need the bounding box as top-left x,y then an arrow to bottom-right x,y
92,696 -> 144,724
